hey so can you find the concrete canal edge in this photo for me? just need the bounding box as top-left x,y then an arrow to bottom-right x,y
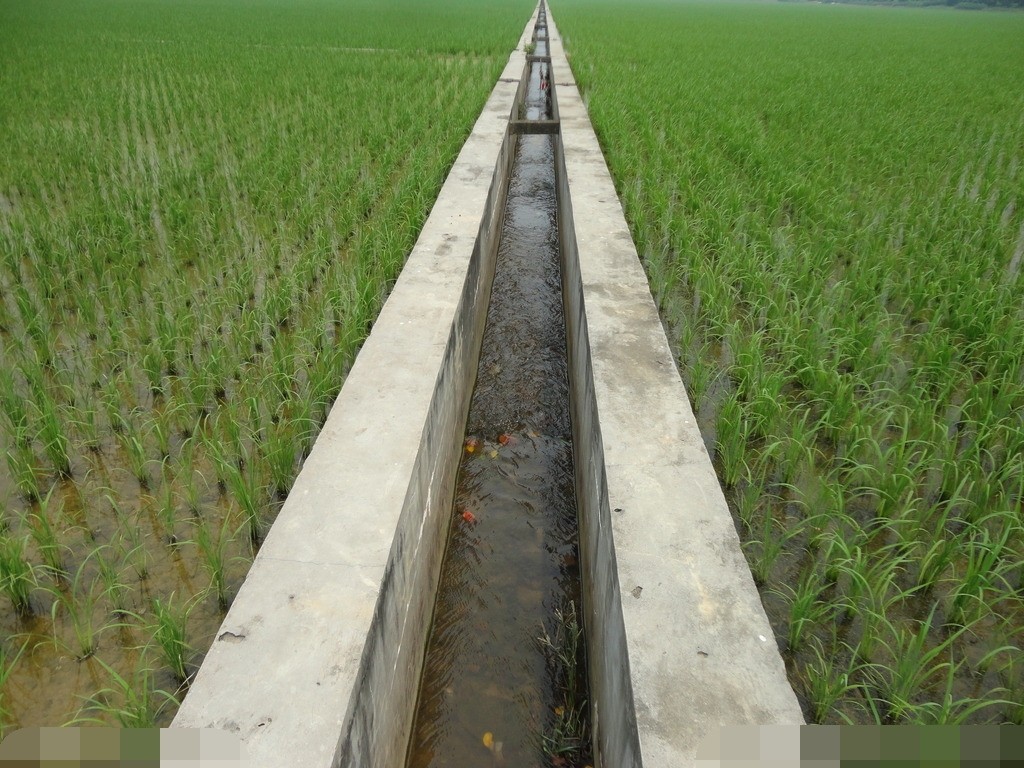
171,9 -> 537,766
546,7 -> 805,766
173,4 -> 803,766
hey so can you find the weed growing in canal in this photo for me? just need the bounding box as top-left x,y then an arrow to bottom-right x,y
538,601 -> 591,766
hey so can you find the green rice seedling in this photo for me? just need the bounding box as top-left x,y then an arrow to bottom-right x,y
101,380 -> 126,436
195,514 -> 237,610
946,521 -> 1016,627
715,390 -> 749,488
734,458 -> 769,535
747,372 -> 787,443
0,531 -> 36,615
206,437 -> 265,547
143,593 -> 197,685
25,493 -> 66,579
69,655 -> 179,728
999,649 -> 1024,725
141,341 -> 164,398
762,433 -> 814,488
728,324 -> 766,404
802,636 -> 863,724
71,401 -> 103,454
865,605 -> 970,724
683,343 -> 720,415
27,379 -> 72,479
5,444 -> 42,503
155,479 -> 180,545
178,466 -> 206,519
95,545 -> 131,618
0,369 -> 29,440
0,638 -> 27,739
834,543 -> 915,664
116,422 -> 151,489
773,565 -> 833,655
906,659 -> 1011,725
744,509 -> 792,588
915,533 -> 958,595
37,401 -> 74,478
47,551 -> 111,661
150,407 -> 174,461
106,501 -> 149,583
262,417 -> 300,500
215,401 -> 249,468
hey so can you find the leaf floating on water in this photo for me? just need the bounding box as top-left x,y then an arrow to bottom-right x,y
497,433 -> 511,446
488,449 -> 498,459
461,509 -> 477,524
465,437 -> 480,453
482,732 -> 494,750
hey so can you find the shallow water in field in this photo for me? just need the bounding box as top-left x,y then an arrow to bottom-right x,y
406,46 -> 591,768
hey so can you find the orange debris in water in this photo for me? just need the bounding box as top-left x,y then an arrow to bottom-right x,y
461,509 -> 477,524
465,437 -> 480,453
497,433 -> 511,446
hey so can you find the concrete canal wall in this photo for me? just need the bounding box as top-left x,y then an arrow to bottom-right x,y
546,9 -> 804,767
173,5 -> 802,767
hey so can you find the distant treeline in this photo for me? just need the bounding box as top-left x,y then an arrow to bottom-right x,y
806,0 -> 1024,7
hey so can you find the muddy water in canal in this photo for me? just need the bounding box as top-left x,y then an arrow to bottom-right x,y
406,53 -> 592,768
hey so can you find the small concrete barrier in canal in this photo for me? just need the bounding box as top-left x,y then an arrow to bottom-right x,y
173,4 -> 803,766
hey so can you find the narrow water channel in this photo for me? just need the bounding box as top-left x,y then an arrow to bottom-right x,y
405,14 -> 592,768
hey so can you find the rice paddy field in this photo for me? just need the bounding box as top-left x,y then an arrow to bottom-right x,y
554,0 -> 1024,724
0,0 -> 533,734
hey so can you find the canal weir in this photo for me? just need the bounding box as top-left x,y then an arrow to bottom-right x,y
172,4 -> 803,767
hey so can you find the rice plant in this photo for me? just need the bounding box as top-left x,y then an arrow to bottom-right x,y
144,593 -> 197,686
864,606 -> 972,724
195,515 -> 237,610
0,531 -> 36,615
772,565 -> 833,656
802,636 -> 864,725
24,492 -> 67,580
0,638 -> 26,739
47,550 -> 113,661
69,655 -> 180,728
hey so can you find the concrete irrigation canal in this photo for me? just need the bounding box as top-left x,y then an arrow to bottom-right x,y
173,4 -> 803,766
406,14 -> 591,767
